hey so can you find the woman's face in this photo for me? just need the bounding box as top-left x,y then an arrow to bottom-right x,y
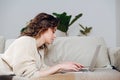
43,27 -> 57,44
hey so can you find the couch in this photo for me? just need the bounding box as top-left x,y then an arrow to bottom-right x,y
0,36 -> 120,80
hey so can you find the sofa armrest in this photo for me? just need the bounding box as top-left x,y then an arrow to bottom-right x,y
108,47 -> 120,71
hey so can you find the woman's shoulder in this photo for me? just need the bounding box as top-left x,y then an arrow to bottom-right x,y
12,36 -> 36,46
18,36 -> 35,40
16,36 -> 35,43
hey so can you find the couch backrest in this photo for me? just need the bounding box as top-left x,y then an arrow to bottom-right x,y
0,36 -> 5,53
1,36 -> 110,68
5,39 -> 15,51
45,36 -> 110,68
0,38 -> 15,53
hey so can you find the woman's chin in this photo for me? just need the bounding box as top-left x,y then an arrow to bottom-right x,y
46,40 -> 54,44
46,42 -> 52,44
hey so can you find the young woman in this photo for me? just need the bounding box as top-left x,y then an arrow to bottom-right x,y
1,13 -> 83,79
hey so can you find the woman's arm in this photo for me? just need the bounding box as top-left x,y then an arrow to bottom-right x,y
38,62 -> 84,77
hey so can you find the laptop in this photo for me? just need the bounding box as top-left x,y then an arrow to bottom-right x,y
60,45 -> 101,73
79,45 -> 101,72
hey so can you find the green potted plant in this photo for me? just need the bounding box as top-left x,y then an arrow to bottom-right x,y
52,12 -> 83,36
79,24 -> 92,36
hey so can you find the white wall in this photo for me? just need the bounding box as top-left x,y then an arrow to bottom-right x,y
116,0 -> 120,47
0,0 -> 116,47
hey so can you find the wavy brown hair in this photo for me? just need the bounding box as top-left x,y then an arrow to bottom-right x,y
20,13 -> 59,49
20,13 -> 59,37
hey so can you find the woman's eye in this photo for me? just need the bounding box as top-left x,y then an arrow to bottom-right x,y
52,30 -> 55,33
53,31 -> 55,33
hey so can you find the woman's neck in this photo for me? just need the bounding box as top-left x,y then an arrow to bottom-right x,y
36,36 -> 45,48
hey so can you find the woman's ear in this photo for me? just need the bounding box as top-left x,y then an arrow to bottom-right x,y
35,28 -> 48,39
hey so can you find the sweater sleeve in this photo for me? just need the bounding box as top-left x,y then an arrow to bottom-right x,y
11,37 -> 42,78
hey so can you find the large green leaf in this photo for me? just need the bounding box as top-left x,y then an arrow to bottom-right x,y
52,12 -> 82,33
53,12 -> 71,32
69,13 -> 83,26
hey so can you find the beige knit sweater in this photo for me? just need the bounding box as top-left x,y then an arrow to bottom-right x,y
1,36 -> 49,78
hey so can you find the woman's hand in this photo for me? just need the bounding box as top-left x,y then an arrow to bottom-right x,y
57,62 -> 84,72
